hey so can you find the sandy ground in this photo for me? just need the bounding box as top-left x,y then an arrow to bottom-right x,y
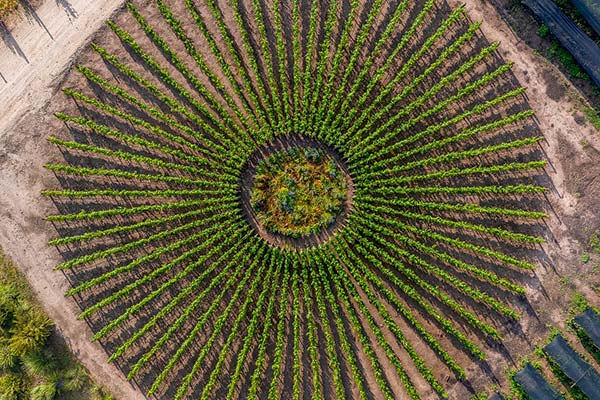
0,0 -> 123,140
448,0 -> 599,211
446,0 -> 600,299
0,1 -> 145,399
0,0 -> 599,399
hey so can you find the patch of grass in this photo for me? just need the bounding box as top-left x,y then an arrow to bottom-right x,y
547,42 -> 589,80
589,229 -> 600,254
559,275 -> 571,291
537,24 -> 550,38
0,250 -> 114,400
572,323 -> 600,364
569,292 -> 589,316
581,252 -> 590,264
584,107 -> 600,130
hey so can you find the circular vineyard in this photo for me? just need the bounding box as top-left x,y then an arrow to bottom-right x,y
45,0 -> 546,398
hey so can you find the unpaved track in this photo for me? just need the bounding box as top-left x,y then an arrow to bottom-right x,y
446,0 -> 599,226
0,1 -> 145,399
0,0 -> 123,139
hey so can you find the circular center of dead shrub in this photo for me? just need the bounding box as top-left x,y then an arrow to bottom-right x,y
250,147 -> 347,238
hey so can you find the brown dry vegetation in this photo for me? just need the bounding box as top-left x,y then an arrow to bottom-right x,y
0,0 -> 18,15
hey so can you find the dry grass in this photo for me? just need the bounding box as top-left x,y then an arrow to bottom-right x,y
0,0 -> 18,16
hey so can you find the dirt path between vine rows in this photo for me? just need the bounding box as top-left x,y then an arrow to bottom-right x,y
0,1 -> 145,399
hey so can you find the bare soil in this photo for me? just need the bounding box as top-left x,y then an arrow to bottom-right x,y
0,0 -> 44,30
488,0 -> 600,109
0,0 -> 599,399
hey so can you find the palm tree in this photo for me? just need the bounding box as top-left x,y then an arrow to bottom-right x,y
8,308 -> 52,356
0,343 -> 18,371
0,374 -> 23,400
62,365 -> 88,392
30,381 -> 59,400
91,384 -> 115,400
22,350 -> 58,378
0,284 -> 19,330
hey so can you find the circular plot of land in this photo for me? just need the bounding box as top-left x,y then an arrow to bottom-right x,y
241,135 -> 353,248
43,1 -> 548,398
251,147 -> 347,237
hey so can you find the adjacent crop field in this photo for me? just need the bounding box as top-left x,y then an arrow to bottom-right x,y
43,0 -> 548,398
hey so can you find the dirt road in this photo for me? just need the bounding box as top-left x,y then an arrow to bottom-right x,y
0,0 -> 123,140
0,1 -> 145,399
445,0 -> 600,260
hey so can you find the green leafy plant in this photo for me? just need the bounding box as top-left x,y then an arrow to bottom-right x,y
0,344 -> 17,371
590,229 -> 600,253
583,107 -> 600,130
0,251 -> 113,399
570,292 -> 589,315
547,42 -> 589,80
250,147 -> 347,238
0,374 -> 23,400
8,308 -> 52,356
582,252 -> 590,263
22,350 -> 58,378
30,382 -> 59,400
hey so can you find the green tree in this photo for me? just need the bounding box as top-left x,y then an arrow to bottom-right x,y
8,308 -> 52,356
0,374 -> 23,400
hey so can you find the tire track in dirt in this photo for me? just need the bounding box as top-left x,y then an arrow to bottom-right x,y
0,0 -> 124,140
